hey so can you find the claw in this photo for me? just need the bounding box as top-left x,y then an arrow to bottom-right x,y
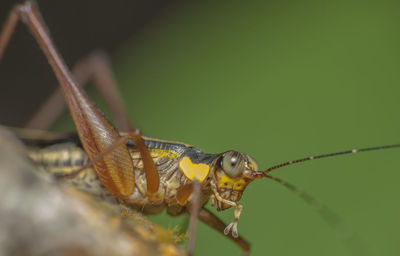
224,222 -> 234,235
224,220 -> 239,238
231,222 -> 239,238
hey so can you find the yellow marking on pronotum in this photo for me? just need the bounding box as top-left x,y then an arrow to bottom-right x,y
218,175 -> 246,191
179,156 -> 210,182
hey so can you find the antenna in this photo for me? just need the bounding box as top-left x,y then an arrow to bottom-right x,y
264,144 -> 400,174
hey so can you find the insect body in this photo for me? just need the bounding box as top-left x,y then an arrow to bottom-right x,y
27,134 -> 262,237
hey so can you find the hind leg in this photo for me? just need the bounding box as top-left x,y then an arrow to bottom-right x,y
25,51 -> 133,132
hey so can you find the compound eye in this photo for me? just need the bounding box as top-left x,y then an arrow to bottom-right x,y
222,151 -> 245,178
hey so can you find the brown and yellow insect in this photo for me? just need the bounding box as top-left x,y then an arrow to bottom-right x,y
1,2 -> 399,256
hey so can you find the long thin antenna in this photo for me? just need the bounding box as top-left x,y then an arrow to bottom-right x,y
265,174 -> 342,229
265,174 -> 372,256
264,144 -> 400,174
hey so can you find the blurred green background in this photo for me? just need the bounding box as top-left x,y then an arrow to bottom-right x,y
108,1 -> 400,255
3,0 -> 400,255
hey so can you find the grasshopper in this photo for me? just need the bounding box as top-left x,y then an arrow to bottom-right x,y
1,2 -> 399,255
